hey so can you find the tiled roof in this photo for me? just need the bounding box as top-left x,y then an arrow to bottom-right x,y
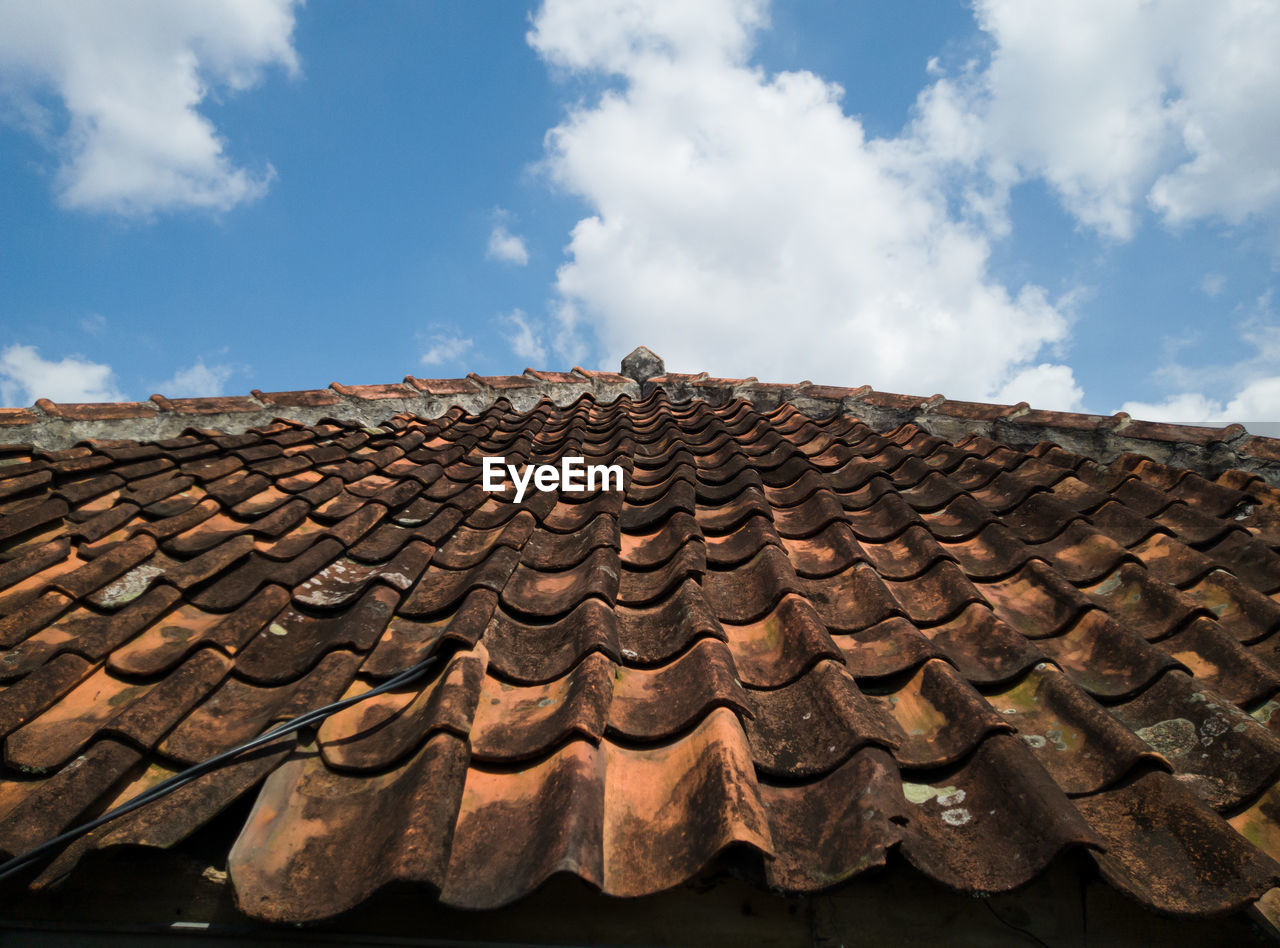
2,352 -> 1280,928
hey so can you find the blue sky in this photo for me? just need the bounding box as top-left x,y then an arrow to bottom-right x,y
1,0 -> 1278,424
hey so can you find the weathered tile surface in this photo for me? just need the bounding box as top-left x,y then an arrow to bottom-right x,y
2,386 -> 1280,924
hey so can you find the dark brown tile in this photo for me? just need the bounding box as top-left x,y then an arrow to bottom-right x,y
608,638 -> 748,742
318,649 -> 484,769
1078,770 -> 1280,914
897,734 -> 1100,892
1110,670 -> 1280,809
986,664 -> 1163,795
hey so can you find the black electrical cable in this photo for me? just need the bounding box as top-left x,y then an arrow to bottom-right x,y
0,652 -> 441,884
982,899 -> 1053,948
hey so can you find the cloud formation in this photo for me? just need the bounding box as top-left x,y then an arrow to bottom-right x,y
1201,274 -> 1227,299
155,359 -> 234,398
917,0 -> 1280,240
487,218 -> 530,266
499,309 -> 548,364
0,344 -> 122,405
529,0 -> 1080,407
526,1 -> 1280,413
78,313 -> 108,336
1119,296 -> 1280,423
1120,378 -> 1280,425
0,0 -> 299,216
912,0 -> 1280,422
420,332 -> 474,367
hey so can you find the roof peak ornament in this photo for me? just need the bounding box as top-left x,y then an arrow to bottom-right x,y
621,346 -> 664,383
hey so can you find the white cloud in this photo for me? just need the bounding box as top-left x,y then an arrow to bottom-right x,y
1201,273 -> 1226,298
1119,392 -> 1221,424
917,0 -> 1280,240
527,0 -> 1079,404
0,344 -> 123,405
154,358 -> 234,398
532,0 -> 767,72
991,363 -> 1084,412
1119,295 -> 1280,423
420,333 -> 474,367
79,313 -> 108,335
0,0 -> 299,216
499,309 -> 548,364
1221,376 -> 1280,420
487,219 -> 530,266
1121,381 -> 1280,424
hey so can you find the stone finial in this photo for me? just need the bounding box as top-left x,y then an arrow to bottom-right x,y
621,346 -> 665,382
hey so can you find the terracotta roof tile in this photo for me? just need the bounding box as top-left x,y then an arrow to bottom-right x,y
328,381 -> 415,399
572,367 -> 631,384
0,410 -> 38,428
33,399 -> 157,422
251,387 -> 342,408
1245,436 -> 1280,464
404,375 -> 483,395
3,357 -> 1280,929
150,394 -> 263,415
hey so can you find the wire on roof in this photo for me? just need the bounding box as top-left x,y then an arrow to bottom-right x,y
0,653 -> 441,884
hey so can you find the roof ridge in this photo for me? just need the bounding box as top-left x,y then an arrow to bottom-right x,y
0,349 -> 1277,486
